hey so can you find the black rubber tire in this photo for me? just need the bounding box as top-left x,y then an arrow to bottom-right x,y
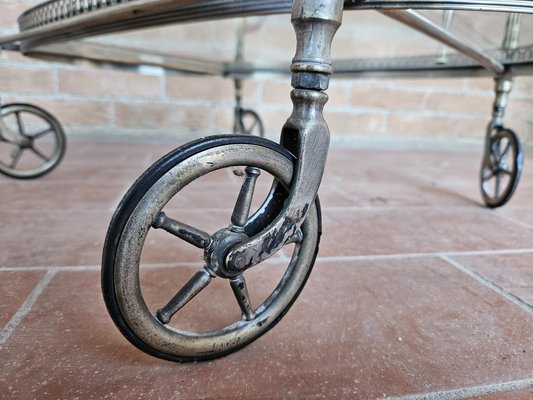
102,135 -> 321,362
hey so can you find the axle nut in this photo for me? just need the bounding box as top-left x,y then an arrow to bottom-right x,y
233,255 -> 247,270
291,72 -> 329,91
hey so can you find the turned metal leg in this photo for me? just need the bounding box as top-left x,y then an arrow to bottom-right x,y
225,0 -> 344,272
232,20 -> 264,137
233,78 -> 265,137
488,73 -> 514,135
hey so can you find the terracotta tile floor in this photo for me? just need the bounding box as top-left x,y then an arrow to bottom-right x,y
1,140 -> 533,399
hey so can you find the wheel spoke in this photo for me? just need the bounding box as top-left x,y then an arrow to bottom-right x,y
231,167 -> 261,227
156,269 -> 212,324
494,173 -> 502,197
230,274 -> 255,320
500,167 -> 513,176
30,145 -> 50,161
500,140 -> 512,158
15,112 -> 25,136
10,147 -> 23,168
494,139 -> 503,158
286,229 -> 303,244
488,150 -> 499,169
152,211 -> 212,249
32,128 -> 54,140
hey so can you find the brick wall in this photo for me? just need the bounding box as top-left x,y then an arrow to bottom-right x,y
1,2 -> 532,146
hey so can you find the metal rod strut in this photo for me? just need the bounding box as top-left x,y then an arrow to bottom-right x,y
380,9 -> 505,75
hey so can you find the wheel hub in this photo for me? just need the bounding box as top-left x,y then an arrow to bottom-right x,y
20,137 -> 32,148
204,227 -> 248,279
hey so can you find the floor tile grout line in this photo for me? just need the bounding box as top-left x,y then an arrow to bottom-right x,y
2,248 -> 533,271
492,211 -> 533,231
383,377 -> 533,400
0,261 -> 206,272
0,266 -> 96,272
4,204 -> 525,213
0,269 -> 57,348
321,205 -> 513,212
316,248 -> 533,263
440,255 -> 533,315
2,204 -> 531,213
445,248 -> 533,257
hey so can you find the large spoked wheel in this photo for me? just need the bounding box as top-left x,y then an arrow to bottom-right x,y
0,103 -> 66,179
481,127 -> 523,208
102,135 -> 321,362
236,108 -> 265,137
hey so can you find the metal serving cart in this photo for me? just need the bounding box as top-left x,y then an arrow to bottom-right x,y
1,0 -> 532,362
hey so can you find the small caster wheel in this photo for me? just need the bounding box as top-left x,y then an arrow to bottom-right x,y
0,103 -> 66,179
481,127 -> 523,208
236,108 -> 264,137
102,135 -> 321,362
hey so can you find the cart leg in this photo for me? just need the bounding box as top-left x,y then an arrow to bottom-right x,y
102,0 -> 345,361
232,20 -> 264,137
225,0 -> 344,272
480,13 -> 524,208
233,78 -> 265,137
480,74 -> 524,208
232,78 -> 244,134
